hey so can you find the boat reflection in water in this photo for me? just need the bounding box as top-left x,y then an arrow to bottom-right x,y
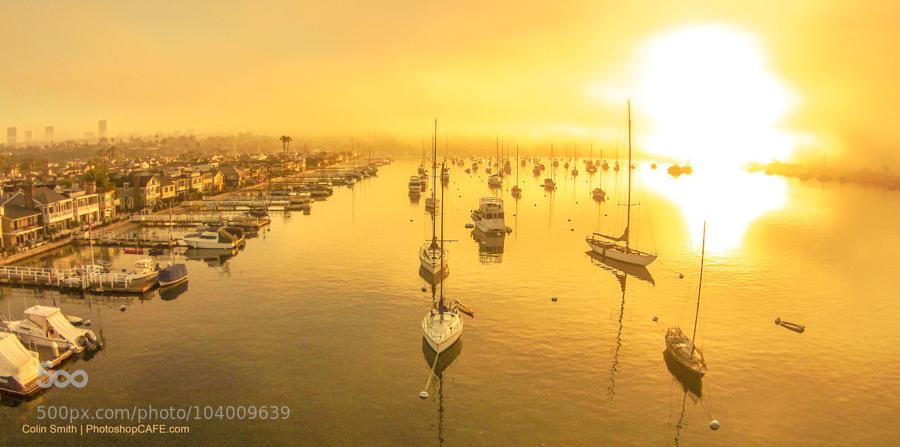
158,281 -> 189,301
587,251 -> 655,399
184,247 -> 239,267
421,338 -> 463,446
471,228 -> 505,263
418,265 -> 449,285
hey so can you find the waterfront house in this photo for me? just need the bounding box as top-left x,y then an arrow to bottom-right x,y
98,189 -> 118,222
219,166 -> 243,189
159,177 -> 176,202
0,194 -> 43,251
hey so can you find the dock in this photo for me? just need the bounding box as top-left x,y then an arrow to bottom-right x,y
130,213 -> 270,228
0,265 -> 157,295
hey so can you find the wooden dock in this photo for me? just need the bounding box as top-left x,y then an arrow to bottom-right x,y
130,213 -> 270,228
0,265 -> 157,295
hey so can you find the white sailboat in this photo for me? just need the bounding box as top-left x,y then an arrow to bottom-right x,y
586,101 -> 657,266
420,121 -> 449,277
422,170 -> 463,354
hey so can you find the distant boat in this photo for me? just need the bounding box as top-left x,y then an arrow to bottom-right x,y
420,122 -> 449,278
488,174 -> 502,188
586,101 -> 656,266
544,144 -> 557,190
511,145 -> 522,198
665,222 -> 709,378
592,187 -> 606,201
409,176 -> 423,195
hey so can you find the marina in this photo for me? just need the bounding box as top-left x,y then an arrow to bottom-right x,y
1,157 -> 897,445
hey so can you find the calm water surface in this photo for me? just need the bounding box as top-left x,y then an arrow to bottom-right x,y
2,158 -> 899,446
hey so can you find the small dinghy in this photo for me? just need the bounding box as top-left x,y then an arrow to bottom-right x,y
65,314 -> 85,326
775,317 -> 805,333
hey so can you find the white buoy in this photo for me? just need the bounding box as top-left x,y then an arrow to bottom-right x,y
419,391 -> 429,399
652,316 -> 659,322
84,320 -> 92,326
710,419 -> 720,431
119,305 -> 126,312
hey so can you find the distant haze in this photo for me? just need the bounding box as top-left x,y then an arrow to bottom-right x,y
2,1 -> 898,168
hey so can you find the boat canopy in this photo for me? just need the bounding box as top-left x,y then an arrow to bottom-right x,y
159,264 -> 188,283
0,332 -> 40,385
24,305 -> 93,346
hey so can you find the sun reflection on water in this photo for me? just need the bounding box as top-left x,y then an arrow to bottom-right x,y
640,164 -> 788,253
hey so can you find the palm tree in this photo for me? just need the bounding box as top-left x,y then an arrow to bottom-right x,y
280,135 -> 293,156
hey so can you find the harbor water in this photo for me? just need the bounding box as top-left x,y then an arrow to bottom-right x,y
2,158 -> 899,446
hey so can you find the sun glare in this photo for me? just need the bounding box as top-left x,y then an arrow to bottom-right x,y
634,25 -> 797,168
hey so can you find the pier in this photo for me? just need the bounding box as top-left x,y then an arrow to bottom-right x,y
0,265 -> 157,295
130,213 -> 270,228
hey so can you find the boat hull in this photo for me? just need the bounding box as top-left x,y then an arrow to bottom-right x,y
422,311 -> 463,354
158,274 -> 189,287
585,238 -> 656,266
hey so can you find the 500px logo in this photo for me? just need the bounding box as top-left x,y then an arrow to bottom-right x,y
37,361 -> 88,389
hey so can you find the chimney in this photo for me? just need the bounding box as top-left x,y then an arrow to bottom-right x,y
23,182 -> 35,207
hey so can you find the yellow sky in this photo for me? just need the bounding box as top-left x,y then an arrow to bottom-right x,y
2,1 -> 898,166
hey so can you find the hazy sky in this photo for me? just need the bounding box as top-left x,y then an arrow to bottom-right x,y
2,1 -> 898,166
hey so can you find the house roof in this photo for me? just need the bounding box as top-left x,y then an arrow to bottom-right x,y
2,203 -> 40,220
32,187 -> 69,204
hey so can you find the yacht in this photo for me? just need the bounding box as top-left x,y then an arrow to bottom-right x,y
487,174 -> 502,188
182,227 -> 244,250
0,332 -> 47,397
409,176 -> 423,195
470,197 -> 508,235
2,305 -> 101,353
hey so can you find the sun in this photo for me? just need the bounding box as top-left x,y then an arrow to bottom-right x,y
634,25 -> 798,168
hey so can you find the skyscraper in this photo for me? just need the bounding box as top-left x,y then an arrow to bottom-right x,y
24,130 -> 33,143
98,120 -> 108,143
6,127 -> 16,146
44,126 -> 54,142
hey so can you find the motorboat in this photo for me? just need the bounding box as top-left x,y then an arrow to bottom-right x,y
488,174 -> 502,188
129,258 -> 160,281
408,176 -> 423,195
182,227 -> 244,250
2,305 -> 101,353
0,332 -> 47,397
158,262 -> 189,287
470,197 -> 508,235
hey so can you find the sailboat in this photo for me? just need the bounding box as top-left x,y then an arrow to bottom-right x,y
422,164 -> 464,354
543,144 -> 557,190
420,121 -> 448,277
488,138 -> 503,188
511,145 -> 522,198
665,222 -> 709,378
571,143 -> 579,177
586,101 -> 656,266
586,143 -> 598,174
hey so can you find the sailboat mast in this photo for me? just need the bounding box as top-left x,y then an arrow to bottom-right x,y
431,120 -> 438,245
439,161 -> 446,317
690,221 -> 707,354
516,145 -> 519,185
625,100 -> 633,251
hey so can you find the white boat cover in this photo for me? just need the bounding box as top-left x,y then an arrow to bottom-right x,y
25,305 -> 91,346
0,332 -> 39,384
